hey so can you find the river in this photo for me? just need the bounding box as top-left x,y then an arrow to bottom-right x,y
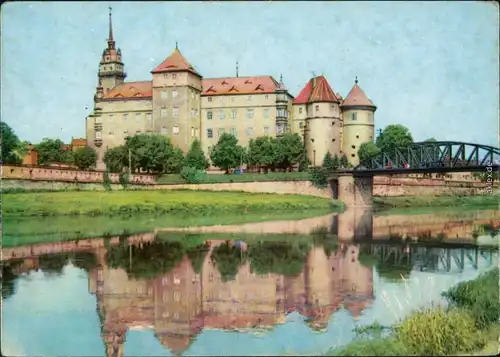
2,207 -> 499,356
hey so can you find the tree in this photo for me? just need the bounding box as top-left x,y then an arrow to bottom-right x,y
103,146 -> 127,173
358,142 -> 381,164
184,139 -> 209,171
1,122 -> 21,164
332,154 -> 340,170
36,138 -> 74,165
73,146 -> 97,170
424,137 -> 437,142
210,133 -> 245,173
322,152 -> 339,171
247,136 -> 277,172
339,154 -> 350,168
164,147 -> 184,174
274,132 -> 305,171
376,124 -> 414,153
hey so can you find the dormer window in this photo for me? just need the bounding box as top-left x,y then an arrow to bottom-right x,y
244,79 -> 252,84
255,84 -> 264,91
172,73 -> 177,80
221,80 -> 229,85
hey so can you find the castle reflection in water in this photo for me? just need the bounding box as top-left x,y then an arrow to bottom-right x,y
81,240 -> 373,357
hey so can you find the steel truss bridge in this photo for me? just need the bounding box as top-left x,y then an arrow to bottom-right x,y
368,244 -> 497,273
340,141 -> 500,175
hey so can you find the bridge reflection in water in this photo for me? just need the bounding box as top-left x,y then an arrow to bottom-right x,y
3,233 -> 497,357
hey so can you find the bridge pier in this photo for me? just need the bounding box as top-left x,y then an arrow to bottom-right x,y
331,174 -> 373,208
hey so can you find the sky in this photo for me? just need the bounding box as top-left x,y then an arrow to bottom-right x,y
1,1 -> 499,147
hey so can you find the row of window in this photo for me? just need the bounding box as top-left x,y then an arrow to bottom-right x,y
206,108 -> 278,120
108,113 -> 152,121
206,126 -> 270,138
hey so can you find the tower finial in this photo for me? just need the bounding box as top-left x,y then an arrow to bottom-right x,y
355,76 -> 358,84
175,41 -> 178,50
280,74 -> 283,83
108,6 -> 114,42
236,61 -> 239,77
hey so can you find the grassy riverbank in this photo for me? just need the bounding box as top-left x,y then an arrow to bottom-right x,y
2,190 -> 339,218
2,209 -> 333,247
374,194 -> 500,210
326,268 -> 500,356
157,171 -> 311,184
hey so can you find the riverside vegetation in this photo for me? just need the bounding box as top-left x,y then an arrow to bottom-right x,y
326,268 -> 500,356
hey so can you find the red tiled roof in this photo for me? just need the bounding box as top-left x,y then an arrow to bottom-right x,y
156,333 -> 193,355
293,76 -> 340,104
71,138 -> 87,147
103,81 -> 152,99
341,81 -> 376,108
151,48 -> 201,77
201,76 -> 280,96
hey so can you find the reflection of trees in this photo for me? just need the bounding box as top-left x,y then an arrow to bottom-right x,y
106,241 -> 185,280
38,253 -> 70,276
1,260 -> 23,300
211,241 -> 246,282
71,252 -> 98,272
358,245 -> 412,283
312,232 -> 339,258
248,241 -> 311,277
186,243 -> 210,274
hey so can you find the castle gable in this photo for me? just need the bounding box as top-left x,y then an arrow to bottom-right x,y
103,81 -> 152,100
151,48 -> 201,77
201,76 -> 279,96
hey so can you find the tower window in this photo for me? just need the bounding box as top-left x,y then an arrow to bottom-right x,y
352,145 -> 356,149
160,91 -> 168,99
219,110 -> 225,120
123,113 -> 129,120
231,127 -> 237,136
264,109 -> 270,118
161,126 -> 168,134
173,125 -> 180,135
315,105 -> 319,112
351,113 -> 357,121
230,109 -> 237,119
173,107 -> 179,117
172,89 -> 178,98
356,135 -> 359,139
299,108 -> 303,114
135,113 -> 141,121
160,108 -> 167,118
246,127 -> 254,136
108,115 -> 113,121
332,139 -> 336,142
208,97 -> 213,102
351,154 -> 355,158
311,139 -> 314,143
264,126 -> 270,135
207,128 -> 213,138
172,74 -> 177,80
207,111 -> 213,120
265,94 -> 269,99
332,121 -> 335,126
246,109 -> 254,119
191,127 -> 195,137
247,95 -> 252,101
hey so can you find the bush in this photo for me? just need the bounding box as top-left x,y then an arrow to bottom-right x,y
102,171 -> 112,191
395,307 -> 484,356
309,166 -> 328,188
119,172 -> 130,189
180,166 -> 206,184
329,337 -> 408,356
442,268 -> 500,329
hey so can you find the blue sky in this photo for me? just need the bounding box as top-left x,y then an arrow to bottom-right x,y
1,1 -> 498,146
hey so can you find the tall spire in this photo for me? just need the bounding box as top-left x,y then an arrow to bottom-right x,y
355,76 -> 359,84
236,61 -> 239,77
108,6 -> 115,49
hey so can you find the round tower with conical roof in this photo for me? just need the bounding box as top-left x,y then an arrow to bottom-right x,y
340,77 -> 377,165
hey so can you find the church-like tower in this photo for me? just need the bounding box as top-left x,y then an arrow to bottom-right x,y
275,75 -> 289,136
98,7 -> 126,95
340,77 -> 376,165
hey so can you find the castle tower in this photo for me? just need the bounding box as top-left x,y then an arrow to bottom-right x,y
151,44 -> 202,153
275,75 -> 289,136
294,76 -> 342,166
340,77 -> 376,165
98,7 -> 126,94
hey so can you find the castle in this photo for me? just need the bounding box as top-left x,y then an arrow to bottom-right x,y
87,9 -> 377,170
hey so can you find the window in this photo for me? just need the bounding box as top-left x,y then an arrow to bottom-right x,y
315,105 -> 319,112
195,128 -> 199,137
195,108 -> 199,116
299,108 -> 303,114
160,91 -> 168,99
162,293 -> 169,302
218,128 -> 225,136
96,131 -> 102,139
246,109 -> 254,119
351,154 -> 356,157
172,73 -> 177,80
108,115 -> 113,121
191,108 -> 195,118
230,109 -> 237,119
220,96 -> 223,102
247,95 -> 252,101
263,108 -> 270,118
207,111 -> 213,120
208,97 -> 212,102
299,122 -> 304,129
146,113 -> 152,121
174,291 -> 181,301
219,110 -> 225,120
161,126 -> 168,134
135,113 -> 141,121
163,74 -> 168,79
191,91 -> 195,99
208,145 -> 213,153
231,127 -> 237,136
162,311 -> 170,318
173,125 -> 180,135
136,130 -> 141,134
160,108 -> 167,117
264,126 -> 269,135
356,135 -> 359,139
108,131 -> 114,135
246,127 -> 254,136
123,113 -> 129,120
231,96 -> 235,102
173,107 -> 179,117
191,127 -> 195,137
124,130 -> 129,135
207,128 -> 213,138
172,89 -> 178,98
352,113 -> 357,121
265,94 -> 269,99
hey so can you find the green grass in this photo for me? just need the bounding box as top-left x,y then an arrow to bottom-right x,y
156,171 -> 311,184
2,189 -> 337,218
2,209 -> 332,247
374,195 -> 500,210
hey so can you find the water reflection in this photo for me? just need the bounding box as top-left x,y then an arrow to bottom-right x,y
2,235 -> 497,356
